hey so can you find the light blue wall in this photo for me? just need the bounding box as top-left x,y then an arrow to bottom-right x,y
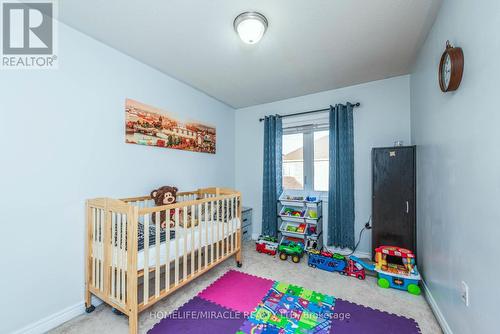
410,0 -> 499,332
235,76 -> 411,254
0,23 -> 235,333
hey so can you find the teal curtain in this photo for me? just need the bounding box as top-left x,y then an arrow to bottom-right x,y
327,104 -> 355,248
262,115 -> 283,237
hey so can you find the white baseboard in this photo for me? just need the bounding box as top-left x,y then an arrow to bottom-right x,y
11,297 -> 102,334
422,280 -> 453,334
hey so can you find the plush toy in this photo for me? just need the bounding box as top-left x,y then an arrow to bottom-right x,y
150,186 -> 196,228
150,186 -> 178,228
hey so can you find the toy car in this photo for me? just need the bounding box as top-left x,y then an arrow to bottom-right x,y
256,235 -> 279,256
278,241 -> 304,263
321,250 -> 334,258
341,259 -> 366,280
308,251 -> 367,280
257,235 -> 278,243
308,252 -> 346,272
308,248 -> 320,255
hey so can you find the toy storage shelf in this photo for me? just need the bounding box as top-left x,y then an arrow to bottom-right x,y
279,194 -> 307,205
279,206 -> 305,223
279,220 -> 307,238
277,193 -> 323,251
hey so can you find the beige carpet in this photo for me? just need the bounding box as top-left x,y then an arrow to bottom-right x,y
51,241 -> 442,334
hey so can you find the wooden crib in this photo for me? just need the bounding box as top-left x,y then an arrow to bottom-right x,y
84,187 -> 242,334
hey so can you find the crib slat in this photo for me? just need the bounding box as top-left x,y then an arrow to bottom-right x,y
230,198 -> 233,252
97,208 -> 101,291
211,201 -> 214,264
92,208 -> 96,288
143,214 -> 150,305
232,197 -> 236,252
117,213 -> 122,303
183,209 -> 188,281
95,209 -> 99,290
227,199 -> 231,255
125,204 -> 139,321
99,209 -> 104,291
221,199 -> 225,256
230,198 -> 234,252
165,209 -> 170,292
120,213 -> 126,304
198,204 -> 202,271
216,201 -> 220,260
174,208 -> 180,286
233,197 -> 236,251
111,213 -> 116,299
155,212 -> 160,298
227,198 -> 234,253
116,213 -> 120,300
229,199 -> 233,254
118,214 -> 123,302
226,199 -> 230,254
222,200 -> 226,257
235,197 -> 239,251
190,204 -> 195,278
204,202 -> 208,268
105,207 -> 114,297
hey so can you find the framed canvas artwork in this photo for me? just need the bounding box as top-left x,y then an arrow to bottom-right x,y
125,98 -> 216,154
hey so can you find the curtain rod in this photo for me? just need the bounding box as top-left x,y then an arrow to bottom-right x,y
258,102 -> 360,122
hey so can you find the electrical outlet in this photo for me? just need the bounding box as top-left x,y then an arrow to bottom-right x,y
461,281 -> 469,306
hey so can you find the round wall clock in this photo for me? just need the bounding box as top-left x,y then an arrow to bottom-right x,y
439,41 -> 464,92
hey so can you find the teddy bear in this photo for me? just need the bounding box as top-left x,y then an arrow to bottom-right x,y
150,186 -> 197,228
150,186 -> 178,228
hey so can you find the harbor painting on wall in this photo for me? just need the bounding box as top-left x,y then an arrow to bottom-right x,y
125,98 -> 216,154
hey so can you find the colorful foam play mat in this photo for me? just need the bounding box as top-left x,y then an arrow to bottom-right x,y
148,270 -> 421,333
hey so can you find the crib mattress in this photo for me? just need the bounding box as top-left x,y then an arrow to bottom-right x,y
137,218 -> 241,270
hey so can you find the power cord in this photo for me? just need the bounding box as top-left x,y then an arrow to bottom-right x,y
346,215 -> 372,256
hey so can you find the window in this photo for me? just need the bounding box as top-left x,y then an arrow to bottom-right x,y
313,131 -> 329,191
282,128 -> 329,192
282,133 -> 304,190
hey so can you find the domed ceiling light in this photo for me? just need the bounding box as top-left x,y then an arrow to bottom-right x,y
234,12 -> 268,44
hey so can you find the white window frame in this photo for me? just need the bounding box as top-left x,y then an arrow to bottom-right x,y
283,123 -> 329,193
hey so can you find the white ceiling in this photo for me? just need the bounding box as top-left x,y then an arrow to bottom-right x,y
59,0 -> 442,108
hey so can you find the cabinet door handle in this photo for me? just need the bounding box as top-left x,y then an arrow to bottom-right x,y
243,218 -> 248,222
406,201 -> 409,213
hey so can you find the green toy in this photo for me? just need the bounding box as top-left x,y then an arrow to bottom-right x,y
278,241 -> 304,263
332,253 -> 345,260
259,235 -> 278,243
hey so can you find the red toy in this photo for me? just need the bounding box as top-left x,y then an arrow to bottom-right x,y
256,236 -> 279,256
321,250 -> 333,258
341,259 -> 366,280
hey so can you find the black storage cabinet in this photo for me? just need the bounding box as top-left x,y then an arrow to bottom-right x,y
372,146 -> 416,255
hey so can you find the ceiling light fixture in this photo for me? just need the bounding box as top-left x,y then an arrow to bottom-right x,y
234,12 -> 268,44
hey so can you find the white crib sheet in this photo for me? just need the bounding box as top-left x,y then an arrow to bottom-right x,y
137,218 -> 241,270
